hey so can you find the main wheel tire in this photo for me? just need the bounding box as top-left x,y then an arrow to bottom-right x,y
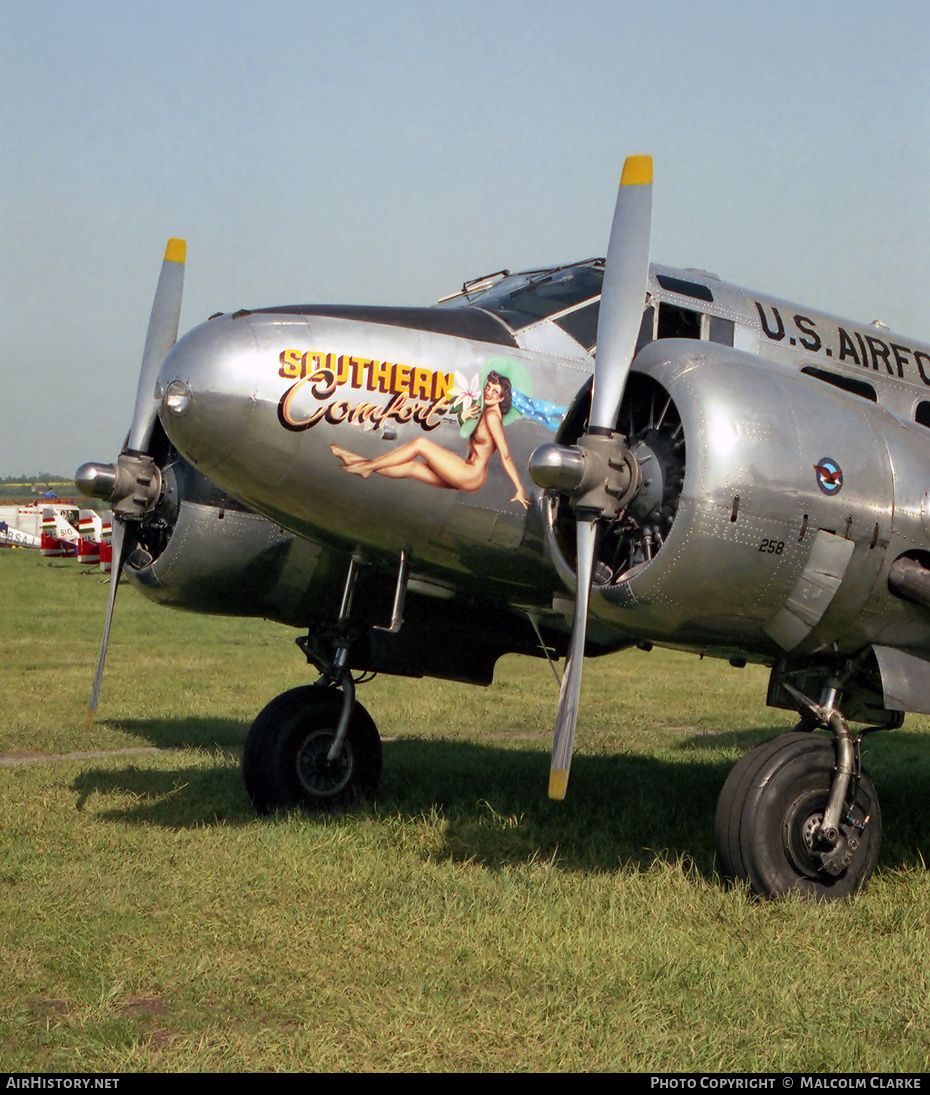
243,685 -> 382,815
714,733 -> 881,901
714,732 -> 814,881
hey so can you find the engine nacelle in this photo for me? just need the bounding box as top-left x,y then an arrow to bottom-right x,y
548,340 -> 930,669
125,450 -> 337,626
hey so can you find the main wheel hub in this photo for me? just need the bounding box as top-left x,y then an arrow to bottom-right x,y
785,794 -> 862,880
296,730 -> 354,797
784,792 -> 830,880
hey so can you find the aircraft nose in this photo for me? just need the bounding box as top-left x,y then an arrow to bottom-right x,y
156,314 -> 258,477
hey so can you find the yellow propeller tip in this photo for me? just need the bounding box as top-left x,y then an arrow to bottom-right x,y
87,708 -> 96,733
548,769 -> 569,801
621,155 -> 653,187
164,238 -> 187,264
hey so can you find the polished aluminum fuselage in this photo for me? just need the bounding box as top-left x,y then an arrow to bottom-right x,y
131,260 -> 930,704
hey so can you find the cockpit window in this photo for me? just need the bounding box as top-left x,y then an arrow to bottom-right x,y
439,261 -> 605,331
505,265 -> 605,320
554,300 -> 600,349
435,261 -> 728,358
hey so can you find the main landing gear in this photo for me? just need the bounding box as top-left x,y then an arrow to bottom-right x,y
714,677 -> 882,901
243,553 -> 396,814
243,684 -> 382,814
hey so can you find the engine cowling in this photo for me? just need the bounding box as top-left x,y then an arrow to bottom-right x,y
547,339 -> 930,666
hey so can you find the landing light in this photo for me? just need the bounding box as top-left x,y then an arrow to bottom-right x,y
164,379 -> 192,416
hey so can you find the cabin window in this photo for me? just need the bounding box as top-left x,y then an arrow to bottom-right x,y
709,316 -> 735,346
657,303 -> 701,340
655,274 -> 714,303
915,402 -> 930,428
801,366 -> 877,402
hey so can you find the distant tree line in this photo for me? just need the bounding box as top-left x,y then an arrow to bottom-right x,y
0,473 -> 71,486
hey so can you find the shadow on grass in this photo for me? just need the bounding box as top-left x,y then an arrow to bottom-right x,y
95,716 -> 248,751
68,719 -> 930,881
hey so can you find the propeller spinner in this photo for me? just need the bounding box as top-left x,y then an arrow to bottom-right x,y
529,155 -> 653,800
75,238 -> 186,729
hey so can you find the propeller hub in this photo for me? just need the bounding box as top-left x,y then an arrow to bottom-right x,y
578,432 -> 641,517
75,462 -> 118,501
109,452 -> 163,521
74,453 -> 163,520
530,432 -> 642,520
528,443 -> 586,492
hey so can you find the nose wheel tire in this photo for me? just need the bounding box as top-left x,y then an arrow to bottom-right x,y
714,732 -> 880,901
243,685 -> 382,814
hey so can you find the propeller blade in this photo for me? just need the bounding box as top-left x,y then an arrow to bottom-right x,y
549,517 -> 597,800
84,238 -> 185,729
543,158 -> 654,801
87,521 -> 134,731
589,155 -> 652,432
126,238 -> 186,455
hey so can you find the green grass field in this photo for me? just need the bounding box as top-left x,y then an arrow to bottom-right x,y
2,549 -> 930,1072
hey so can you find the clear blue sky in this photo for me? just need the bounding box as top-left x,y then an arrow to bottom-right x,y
2,0 -> 928,476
